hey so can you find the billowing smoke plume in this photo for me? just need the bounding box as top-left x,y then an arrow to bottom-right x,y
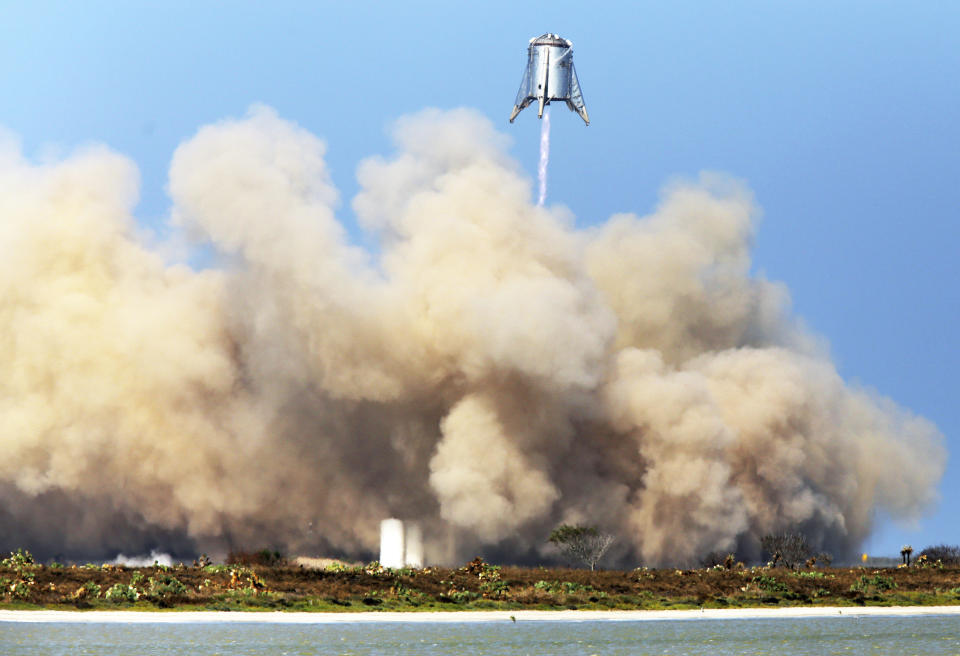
0,107 -> 944,566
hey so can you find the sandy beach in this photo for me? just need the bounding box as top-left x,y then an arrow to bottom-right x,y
2,606 -> 960,624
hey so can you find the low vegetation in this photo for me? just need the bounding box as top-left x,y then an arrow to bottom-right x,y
3,548 -> 960,613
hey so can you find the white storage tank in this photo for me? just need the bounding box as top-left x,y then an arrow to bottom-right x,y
379,518 -> 424,568
379,518 -> 406,568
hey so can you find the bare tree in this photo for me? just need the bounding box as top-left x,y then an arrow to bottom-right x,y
548,525 -> 615,571
760,533 -> 810,569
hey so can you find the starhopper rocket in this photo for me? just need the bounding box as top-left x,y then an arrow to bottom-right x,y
509,33 -> 589,126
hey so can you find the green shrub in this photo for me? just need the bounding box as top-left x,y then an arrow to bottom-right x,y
751,575 -> 788,593
792,571 -> 829,579
1,549 -> 36,569
202,564 -> 230,574
5,571 -> 36,601
363,561 -> 386,576
147,574 -> 186,601
534,579 -> 560,593
1,556 -> 37,601
850,574 -> 896,593
448,590 -> 478,603
533,579 -> 594,595
477,563 -> 501,580
83,581 -> 102,598
563,581 -> 593,594
479,579 -> 510,598
11,580 -> 33,600
105,583 -> 139,603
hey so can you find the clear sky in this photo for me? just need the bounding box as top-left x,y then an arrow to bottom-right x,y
2,0 -> 957,557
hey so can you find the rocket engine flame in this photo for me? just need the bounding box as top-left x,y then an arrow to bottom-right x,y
537,107 -> 551,206
0,107 -> 944,566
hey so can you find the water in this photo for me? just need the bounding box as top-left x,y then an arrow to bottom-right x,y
3,616 -> 960,655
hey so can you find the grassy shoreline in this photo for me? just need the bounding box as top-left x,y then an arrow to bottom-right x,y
4,556 -> 960,613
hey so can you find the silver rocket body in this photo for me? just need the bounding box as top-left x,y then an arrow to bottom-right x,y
509,33 -> 589,126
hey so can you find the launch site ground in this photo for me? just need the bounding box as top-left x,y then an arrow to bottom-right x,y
3,558 -> 960,613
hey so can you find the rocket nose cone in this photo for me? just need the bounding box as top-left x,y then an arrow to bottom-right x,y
531,33 -> 571,47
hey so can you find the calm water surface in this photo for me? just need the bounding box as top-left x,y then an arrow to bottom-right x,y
3,616 -> 960,655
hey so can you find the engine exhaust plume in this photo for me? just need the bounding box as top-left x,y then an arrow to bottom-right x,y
537,106 -> 551,206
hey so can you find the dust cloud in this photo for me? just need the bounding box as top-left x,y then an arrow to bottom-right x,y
0,107 -> 944,565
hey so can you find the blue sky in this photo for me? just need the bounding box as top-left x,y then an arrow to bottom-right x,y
2,0 -> 957,556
